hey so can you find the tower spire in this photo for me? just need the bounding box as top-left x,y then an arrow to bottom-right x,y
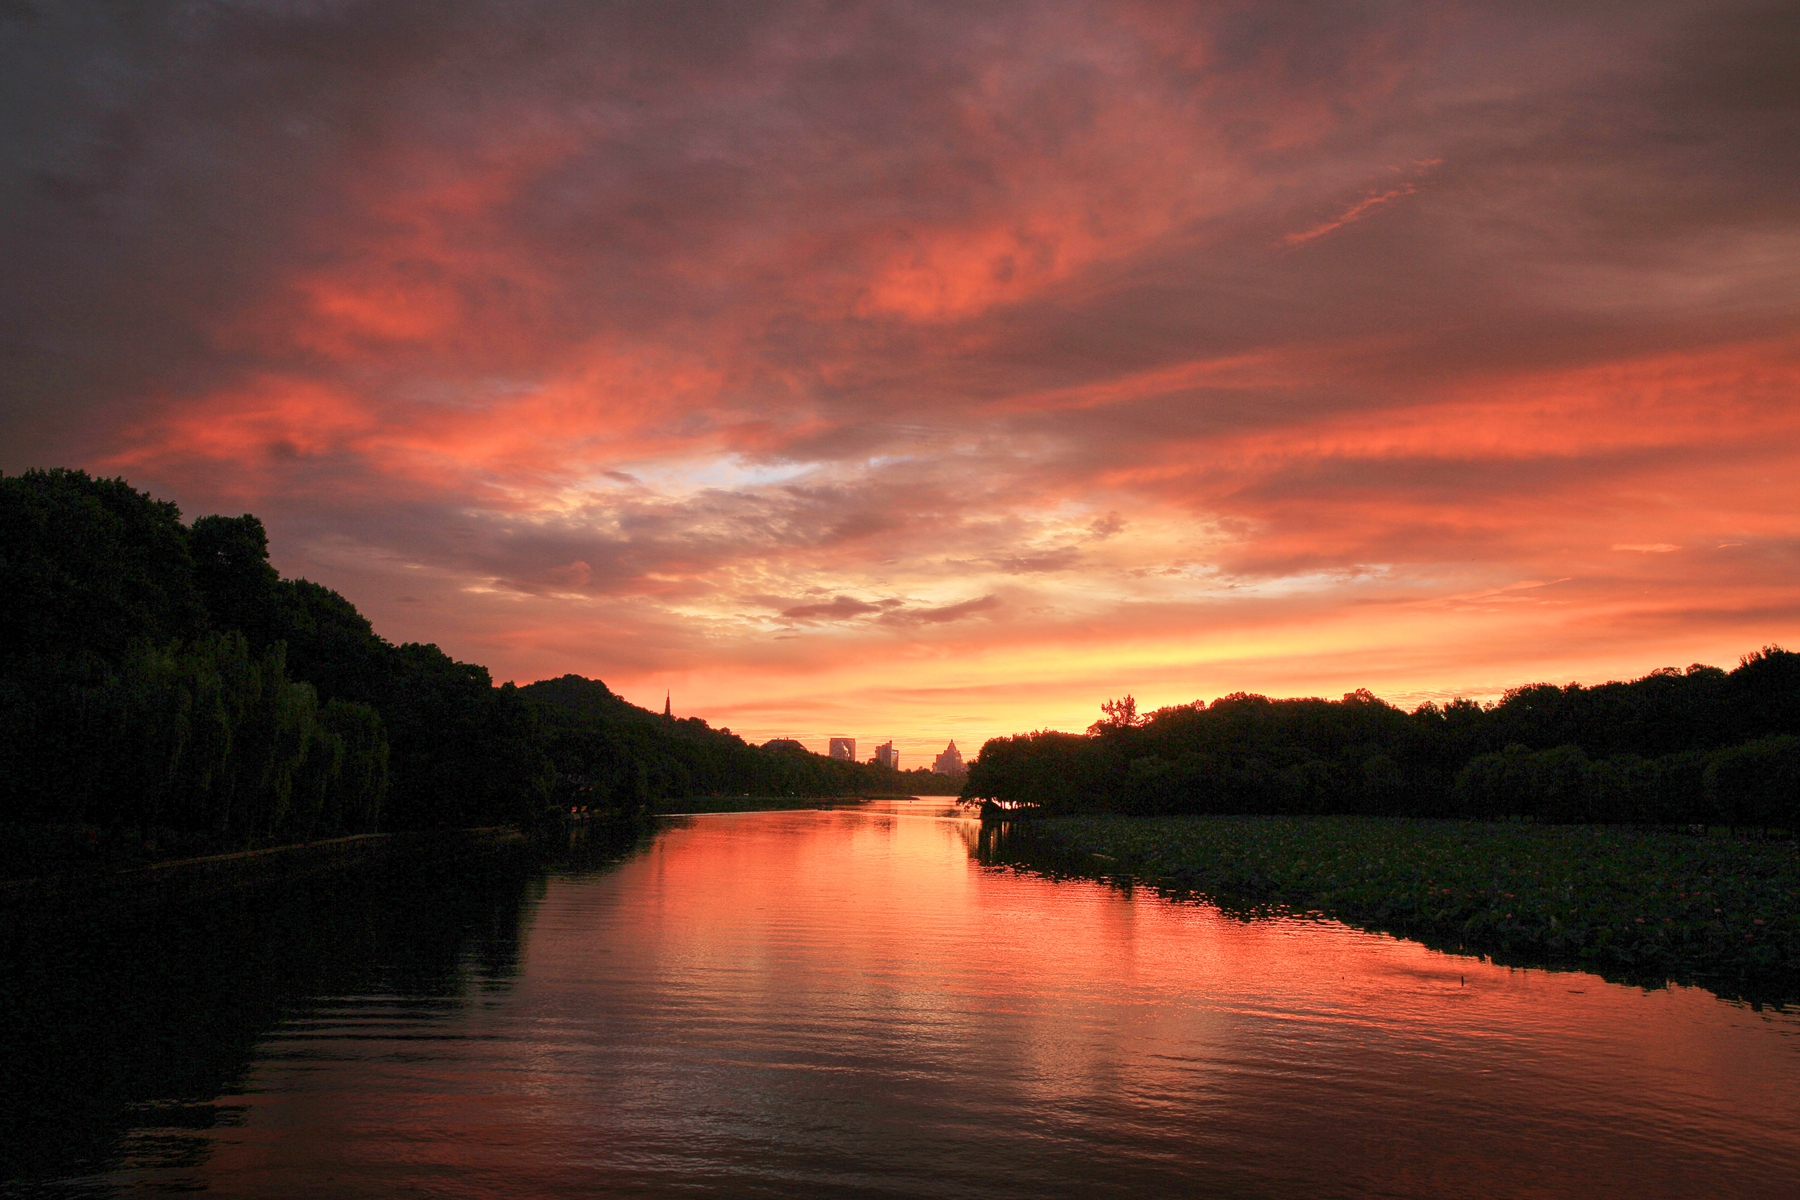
663,690 -> 671,720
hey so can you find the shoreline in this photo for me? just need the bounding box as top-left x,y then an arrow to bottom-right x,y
655,793 -> 959,815
0,828 -> 534,935
977,814 -> 1800,1003
657,796 -> 872,815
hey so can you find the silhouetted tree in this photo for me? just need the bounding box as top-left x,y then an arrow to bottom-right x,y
965,650 -> 1800,828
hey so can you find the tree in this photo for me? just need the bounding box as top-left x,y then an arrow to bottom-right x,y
190,514 -> 281,646
0,468 -> 205,669
1705,735 -> 1800,832
1089,695 -> 1141,733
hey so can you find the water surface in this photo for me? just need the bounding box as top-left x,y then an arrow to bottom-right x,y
6,800 -> 1799,1197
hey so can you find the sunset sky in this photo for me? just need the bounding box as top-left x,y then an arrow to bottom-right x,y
3,1 -> 1797,763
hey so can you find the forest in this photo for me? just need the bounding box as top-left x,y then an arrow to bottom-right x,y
0,469 -> 946,864
962,660 -> 1800,829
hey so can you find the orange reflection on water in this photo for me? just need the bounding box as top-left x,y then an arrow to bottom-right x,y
151,803 -> 1800,1199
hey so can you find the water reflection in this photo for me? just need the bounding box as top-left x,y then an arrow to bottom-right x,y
5,801 -> 1799,1198
0,839 -> 571,1190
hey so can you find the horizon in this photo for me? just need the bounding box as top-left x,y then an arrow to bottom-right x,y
555,644 -> 1777,768
4,2 -> 1795,763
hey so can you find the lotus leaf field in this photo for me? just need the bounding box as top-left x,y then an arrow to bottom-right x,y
984,815 -> 1800,996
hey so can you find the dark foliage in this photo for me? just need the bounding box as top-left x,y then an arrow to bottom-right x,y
190,514 -> 281,648
520,674 -> 953,815
0,468 -> 205,670
1,469 -> 939,856
0,470 -> 401,849
964,654 -> 1800,827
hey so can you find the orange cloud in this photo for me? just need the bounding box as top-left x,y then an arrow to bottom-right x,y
108,376 -> 377,479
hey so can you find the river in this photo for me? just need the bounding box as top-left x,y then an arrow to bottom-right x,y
4,799 -> 1798,1197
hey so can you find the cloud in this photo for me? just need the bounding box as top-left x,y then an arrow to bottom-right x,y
987,549 -> 1084,574
2,0 -> 1796,752
776,592 -> 999,626
1089,512 -> 1126,539
1282,161 -> 1440,247
881,594 -> 1002,625
780,595 -> 889,622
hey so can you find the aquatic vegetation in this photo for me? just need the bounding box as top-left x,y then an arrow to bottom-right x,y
987,815 -> 1800,990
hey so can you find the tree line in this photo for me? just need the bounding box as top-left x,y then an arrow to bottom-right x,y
520,674 -> 953,812
0,469 -> 942,855
962,655 -> 1800,830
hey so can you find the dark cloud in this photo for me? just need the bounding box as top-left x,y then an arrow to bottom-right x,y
776,591 -> 997,625
781,595 -> 887,621
881,594 -> 1002,625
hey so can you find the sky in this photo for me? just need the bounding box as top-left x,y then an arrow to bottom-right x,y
3,1 -> 1797,763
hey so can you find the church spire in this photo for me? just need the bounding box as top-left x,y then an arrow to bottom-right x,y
663,690 -> 672,720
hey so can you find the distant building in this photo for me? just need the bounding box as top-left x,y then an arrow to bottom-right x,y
931,740 -> 963,775
762,738 -> 808,754
829,737 -> 856,762
874,741 -> 899,770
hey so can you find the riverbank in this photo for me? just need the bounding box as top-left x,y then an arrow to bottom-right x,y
0,828 -> 534,937
978,815 -> 1800,997
657,795 -> 875,814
